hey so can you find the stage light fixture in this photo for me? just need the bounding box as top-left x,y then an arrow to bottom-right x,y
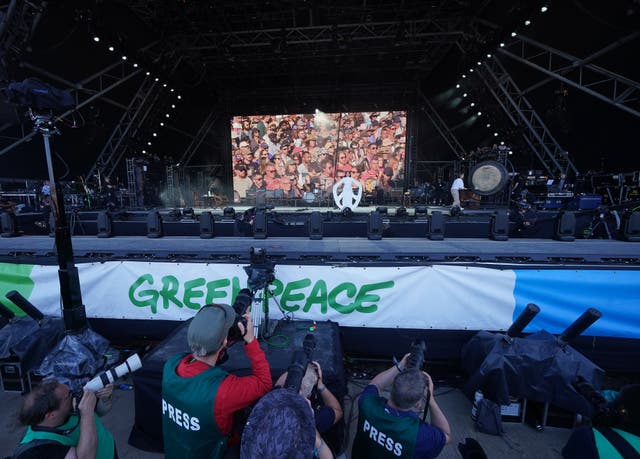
147,141 -> 152,145
171,104 -> 175,108
108,46 -> 115,51
155,77 -> 159,81
469,69 -> 474,73
463,93 -> 467,97
462,74 -> 467,78
487,53 -> 492,58
525,20 -> 531,26
456,84 -> 460,88
477,111 -> 482,116
133,63 -> 138,67
500,42 -> 505,47
170,88 -> 175,92
177,95 -> 181,99
146,71 -> 150,75
163,83 -> 167,87
142,149 -> 146,153
541,5 -> 548,13
511,32 -> 517,37
121,55 -> 127,60
477,61 -> 481,66
486,123 -> 491,128
494,132 -> 498,136
152,132 -> 157,137
93,36 -> 100,42
470,102 -> 475,107
508,150 -> 513,155
160,122 -> 164,126
500,141 -> 505,145
165,113 -> 170,118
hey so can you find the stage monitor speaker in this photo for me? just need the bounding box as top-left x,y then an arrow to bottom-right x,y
0,212 -> 18,237
554,211 -> 575,242
129,319 -> 346,454
623,211 -> 640,242
367,211 -> 383,240
490,210 -> 509,241
96,211 -> 113,238
147,211 -> 163,238
429,211 -> 444,240
308,211 -> 323,240
253,210 -> 267,239
199,211 -> 215,239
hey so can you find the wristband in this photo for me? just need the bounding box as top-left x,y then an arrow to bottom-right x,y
313,439 -> 324,457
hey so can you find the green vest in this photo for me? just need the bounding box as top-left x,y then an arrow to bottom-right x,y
19,413 -> 114,459
162,353 -> 229,459
593,427 -> 640,459
352,394 -> 420,458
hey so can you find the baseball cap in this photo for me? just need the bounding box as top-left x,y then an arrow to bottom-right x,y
187,304 -> 236,355
241,389 -> 315,458
239,141 -> 249,148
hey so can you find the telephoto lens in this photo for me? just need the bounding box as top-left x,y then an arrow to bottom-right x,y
84,354 -> 142,392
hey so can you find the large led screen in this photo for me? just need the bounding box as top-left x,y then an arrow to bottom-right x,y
230,111 -> 407,201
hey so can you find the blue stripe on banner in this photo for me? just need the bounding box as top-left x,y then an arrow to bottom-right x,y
512,270 -> 640,339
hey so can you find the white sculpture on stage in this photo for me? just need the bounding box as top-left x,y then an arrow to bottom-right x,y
332,175 -> 363,210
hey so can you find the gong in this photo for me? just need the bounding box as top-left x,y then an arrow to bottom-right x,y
469,160 -> 509,196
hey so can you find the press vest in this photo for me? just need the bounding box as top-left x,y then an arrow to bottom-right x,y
19,413 -> 115,459
162,353 -> 229,459
352,395 -> 420,458
593,427 -> 640,459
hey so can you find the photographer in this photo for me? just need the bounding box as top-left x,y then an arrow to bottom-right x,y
161,304 -> 271,459
352,354 -> 451,459
14,381 -> 116,459
562,384 -> 640,458
275,361 -> 344,440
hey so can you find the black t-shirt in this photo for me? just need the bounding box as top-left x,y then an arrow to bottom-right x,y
14,442 -> 70,459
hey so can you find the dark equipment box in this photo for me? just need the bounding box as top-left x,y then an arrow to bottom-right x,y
569,194 -> 602,210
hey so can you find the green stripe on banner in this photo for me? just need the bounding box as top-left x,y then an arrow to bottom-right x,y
0,262 -> 36,316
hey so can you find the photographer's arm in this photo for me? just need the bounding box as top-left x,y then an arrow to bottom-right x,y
95,384 -> 113,416
313,362 -> 343,424
68,390 -> 98,459
425,373 -> 451,444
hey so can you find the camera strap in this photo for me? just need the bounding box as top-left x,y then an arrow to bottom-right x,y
594,427 -> 640,459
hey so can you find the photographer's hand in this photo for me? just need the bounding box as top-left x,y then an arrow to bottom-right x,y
238,312 -> 255,344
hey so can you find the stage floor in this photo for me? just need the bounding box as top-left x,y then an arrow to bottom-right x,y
1,235 -> 639,266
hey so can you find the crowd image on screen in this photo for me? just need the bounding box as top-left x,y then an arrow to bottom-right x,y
230,111 -> 407,202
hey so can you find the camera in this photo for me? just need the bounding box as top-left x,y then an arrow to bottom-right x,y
573,376 -> 618,425
405,340 -> 427,371
283,334 -> 317,393
83,354 -> 142,392
243,247 -> 275,292
227,288 -> 253,341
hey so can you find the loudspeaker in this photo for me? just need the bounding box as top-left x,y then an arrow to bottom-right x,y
367,211 -> 383,240
253,210 -> 267,239
199,211 -> 215,239
429,211 -> 444,240
147,211 -> 163,238
623,211 -> 640,242
0,212 -> 18,237
554,211 -> 575,241
96,211 -> 113,238
490,210 -> 509,241
308,211 -> 323,240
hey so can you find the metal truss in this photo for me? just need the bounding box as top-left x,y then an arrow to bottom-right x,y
417,89 -> 466,161
476,56 -> 578,177
176,110 -> 221,168
0,0 -> 47,63
0,60 -> 142,158
86,76 -> 160,180
498,34 -> 640,119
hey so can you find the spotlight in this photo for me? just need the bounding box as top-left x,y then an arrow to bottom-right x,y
463,93 -> 468,97
470,102 -> 475,107
93,36 -> 100,43
160,122 -> 164,126
500,141 -> 505,145
171,104 -> 175,108
494,132 -> 498,137
108,46 -> 115,51
486,123 -> 491,128
142,149 -> 146,153
477,111 -> 482,116
456,84 -> 460,88
525,20 -> 531,26
511,32 -> 517,37
163,83 -> 167,87
487,53 -> 492,58
170,88 -> 175,92
121,55 -> 127,60
469,69 -> 474,73
541,5 -> 548,13
500,42 -> 505,47
462,74 -> 467,78
508,150 -> 513,155
165,113 -> 170,118
133,63 -> 138,67
177,95 -> 182,99
477,61 -> 481,66
155,77 -> 159,81
146,71 -> 151,75
152,132 -> 157,137
147,141 -> 152,145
